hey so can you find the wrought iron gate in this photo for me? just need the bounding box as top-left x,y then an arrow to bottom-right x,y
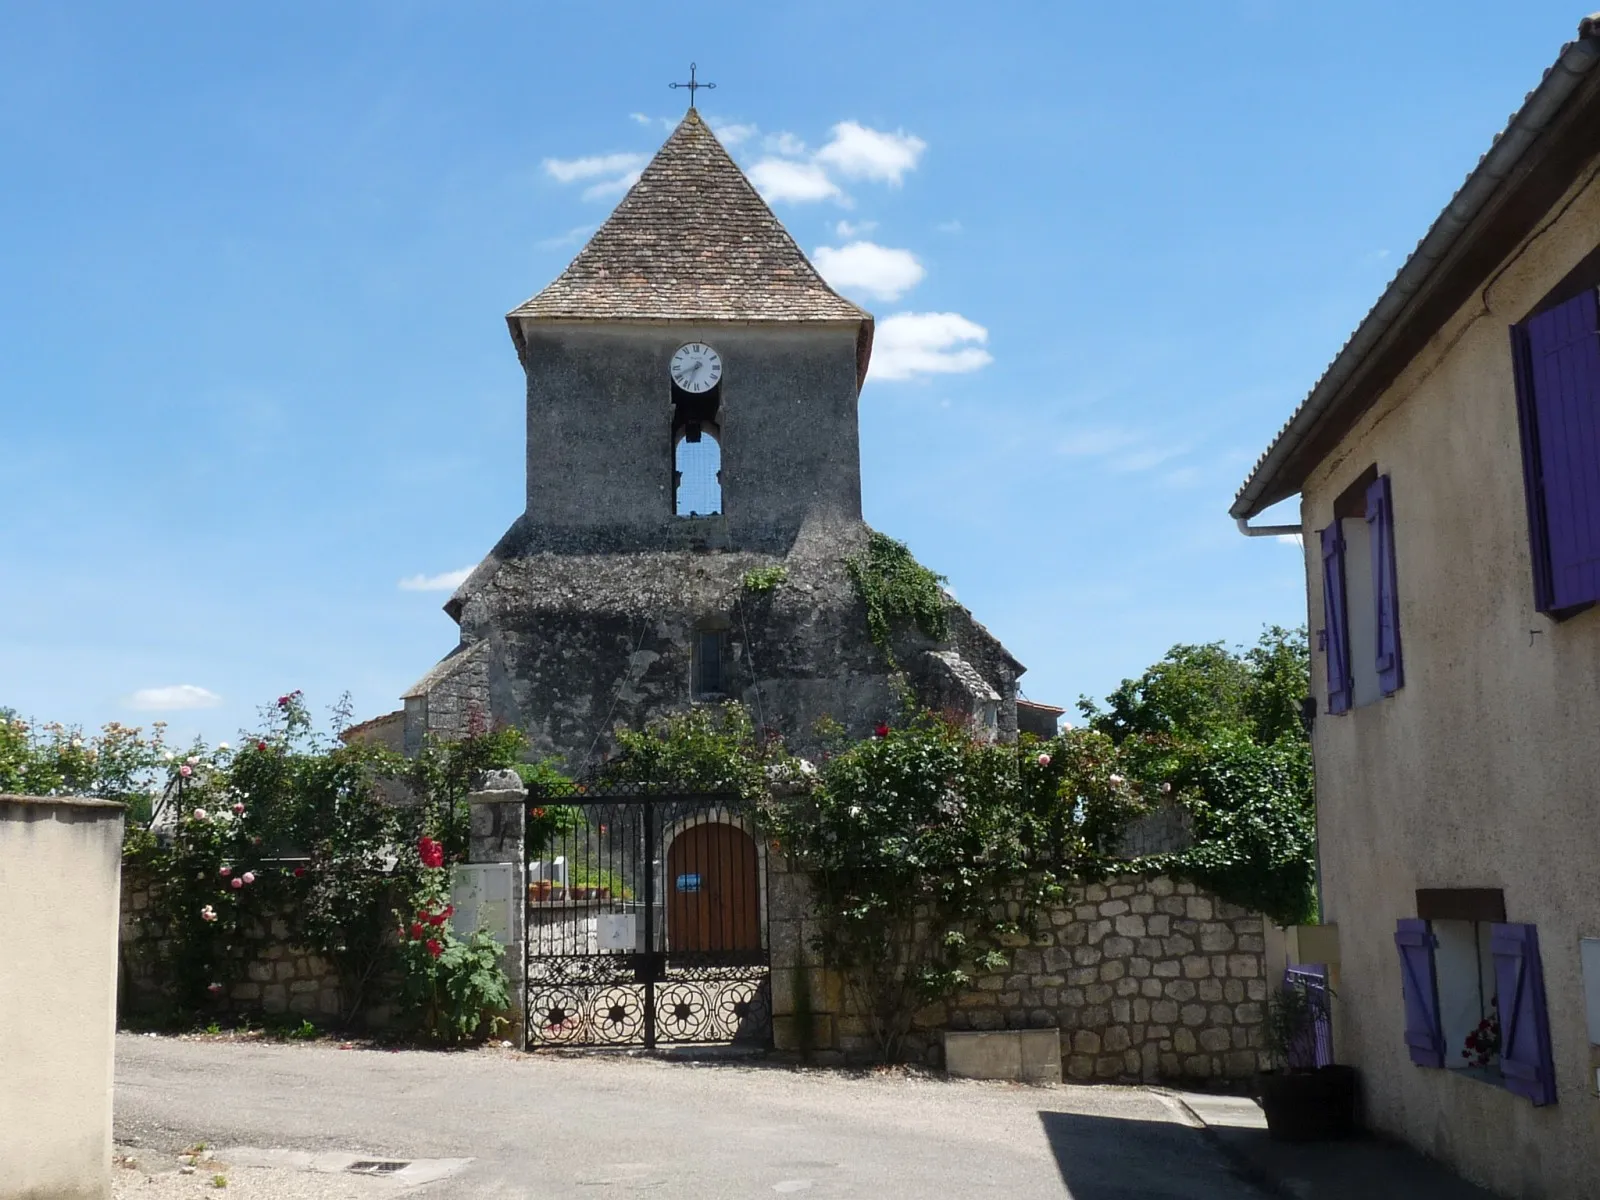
523,787 -> 771,1049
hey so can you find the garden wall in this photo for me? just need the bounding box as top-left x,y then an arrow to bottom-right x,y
770,869 -> 1269,1083
118,870 -> 398,1028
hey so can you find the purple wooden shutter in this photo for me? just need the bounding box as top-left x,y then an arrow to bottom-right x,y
1320,525 -> 1352,714
1491,923 -> 1558,1105
1516,289 -> 1600,612
1394,918 -> 1443,1067
1366,475 -> 1404,695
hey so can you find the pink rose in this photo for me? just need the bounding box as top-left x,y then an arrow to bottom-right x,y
219,866 -> 230,877
1161,782 -> 1172,795
200,905 -> 217,922
1109,774 -> 1124,785
1036,753 -> 1051,767
179,764 -> 193,778
192,808 -> 207,820
207,982 -> 223,995
232,802 -> 245,815
231,878 -> 243,890
242,872 -> 255,885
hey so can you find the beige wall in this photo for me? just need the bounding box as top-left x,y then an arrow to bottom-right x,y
0,796 -> 124,1200
1300,153 -> 1600,1197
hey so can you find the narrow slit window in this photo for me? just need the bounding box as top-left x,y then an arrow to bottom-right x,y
694,630 -> 725,696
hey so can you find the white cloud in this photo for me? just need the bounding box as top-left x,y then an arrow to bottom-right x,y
937,219 -> 963,234
709,119 -> 757,146
813,241 -> 925,301
835,219 -> 877,238
816,121 -> 926,184
128,685 -> 222,712
629,113 -> 676,132
543,152 -> 648,202
1058,427 -> 1188,474
763,131 -> 808,157
399,567 -> 472,592
537,224 -> 595,250
871,312 -> 992,381
747,158 -> 843,204
1277,533 -> 1305,547
542,152 -> 647,184
582,171 -> 643,202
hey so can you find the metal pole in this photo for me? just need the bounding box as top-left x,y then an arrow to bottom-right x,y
642,797 -> 657,1050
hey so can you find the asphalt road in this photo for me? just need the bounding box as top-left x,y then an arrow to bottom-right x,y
114,1035 -> 1269,1199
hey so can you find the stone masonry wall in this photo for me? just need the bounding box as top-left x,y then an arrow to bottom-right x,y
771,869 -> 1268,1084
118,870 -> 392,1027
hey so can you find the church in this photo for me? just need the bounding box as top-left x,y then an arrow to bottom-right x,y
394,107 -> 1033,769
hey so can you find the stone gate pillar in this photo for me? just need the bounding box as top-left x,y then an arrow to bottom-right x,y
458,769 -> 527,1043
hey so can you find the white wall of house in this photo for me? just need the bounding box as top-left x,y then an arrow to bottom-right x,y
1300,153 -> 1600,1196
0,796 -> 124,1200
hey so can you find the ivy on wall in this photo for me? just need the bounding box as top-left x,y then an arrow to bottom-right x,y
844,532 -> 950,662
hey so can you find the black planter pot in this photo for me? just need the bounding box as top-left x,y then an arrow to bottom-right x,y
1257,1065 -> 1357,1141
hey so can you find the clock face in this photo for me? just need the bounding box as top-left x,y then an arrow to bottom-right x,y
670,342 -> 723,394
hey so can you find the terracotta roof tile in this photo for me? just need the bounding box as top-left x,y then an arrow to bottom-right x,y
510,110 -> 869,324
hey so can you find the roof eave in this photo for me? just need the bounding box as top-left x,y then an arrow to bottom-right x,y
1231,25 -> 1600,521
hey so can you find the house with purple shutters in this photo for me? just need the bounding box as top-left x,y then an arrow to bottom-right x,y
1233,17 -> 1600,1197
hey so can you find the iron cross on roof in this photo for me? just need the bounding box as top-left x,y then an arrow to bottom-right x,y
669,63 -> 715,110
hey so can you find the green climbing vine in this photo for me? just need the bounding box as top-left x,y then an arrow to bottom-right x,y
741,564 -> 789,593
844,532 -> 949,662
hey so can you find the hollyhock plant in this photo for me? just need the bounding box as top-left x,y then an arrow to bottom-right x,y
418,836 -> 445,869
426,939 -> 442,959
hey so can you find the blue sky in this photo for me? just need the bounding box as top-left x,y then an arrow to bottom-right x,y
0,2 -> 1586,745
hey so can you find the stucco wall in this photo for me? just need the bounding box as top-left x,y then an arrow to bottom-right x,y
1300,153 -> 1600,1196
0,796 -> 124,1200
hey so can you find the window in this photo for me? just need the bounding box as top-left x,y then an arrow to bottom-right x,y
1511,285 -> 1600,615
1394,908 -> 1557,1105
675,428 -> 722,517
692,629 -> 726,697
1318,470 -> 1403,713
672,368 -> 723,518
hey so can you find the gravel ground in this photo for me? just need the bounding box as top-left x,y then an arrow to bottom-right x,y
115,1033 -> 1269,1198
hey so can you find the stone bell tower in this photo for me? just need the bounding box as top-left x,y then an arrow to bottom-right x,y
400,109 -> 1023,767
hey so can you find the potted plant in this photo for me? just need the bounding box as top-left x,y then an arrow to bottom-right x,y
530,879 -> 552,903
1256,978 -> 1356,1141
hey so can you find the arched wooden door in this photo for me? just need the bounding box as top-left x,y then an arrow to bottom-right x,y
665,821 -> 761,952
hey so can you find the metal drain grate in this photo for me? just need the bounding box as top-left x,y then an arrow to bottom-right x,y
346,1161 -> 410,1175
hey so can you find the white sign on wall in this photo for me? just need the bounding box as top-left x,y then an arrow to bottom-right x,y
596,913 -> 638,953
450,863 -> 515,947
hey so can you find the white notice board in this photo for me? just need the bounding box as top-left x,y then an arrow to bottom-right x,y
450,863 -> 514,947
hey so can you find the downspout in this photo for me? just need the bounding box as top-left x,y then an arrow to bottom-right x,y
1235,517 -> 1301,538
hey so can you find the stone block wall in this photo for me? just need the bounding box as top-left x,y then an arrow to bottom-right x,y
118,871 -> 377,1026
770,870 -> 1268,1083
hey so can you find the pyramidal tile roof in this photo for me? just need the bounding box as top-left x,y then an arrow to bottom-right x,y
510,110 -> 870,324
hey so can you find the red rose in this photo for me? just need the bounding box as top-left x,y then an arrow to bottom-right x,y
428,912 -> 446,926
531,807 -> 546,819
409,922 -> 424,939
417,836 -> 445,869
256,741 -> 268,752
443,904 -> 454,918
293,867 -> 306,878
426,939 -> 442,958
874,723 -> 890,738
